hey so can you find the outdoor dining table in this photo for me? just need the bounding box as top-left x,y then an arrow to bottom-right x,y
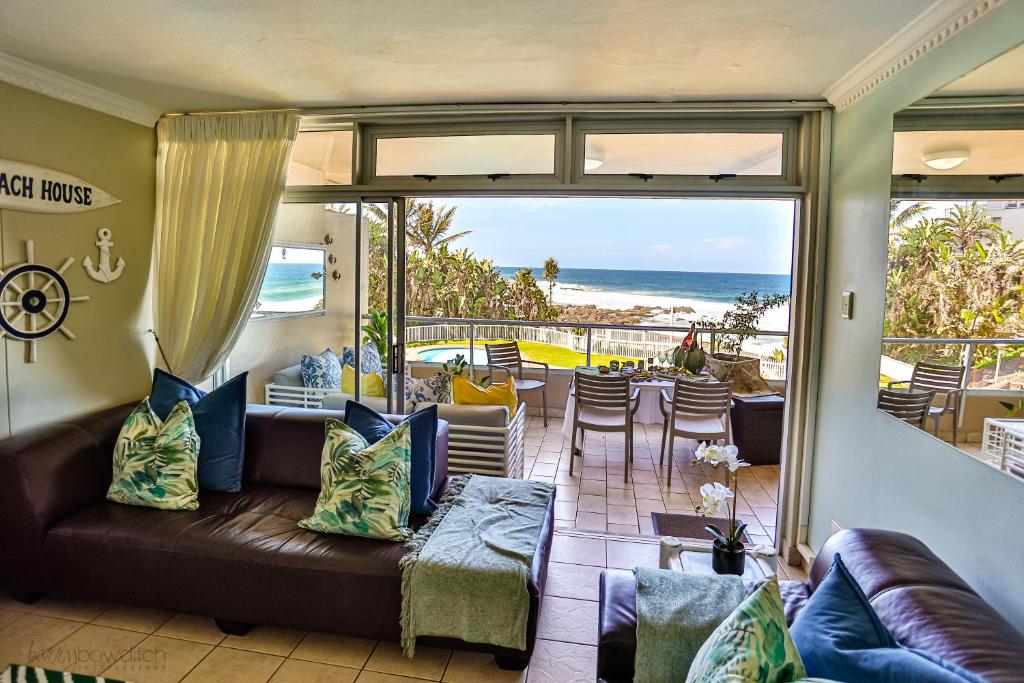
560,367 -> 683,438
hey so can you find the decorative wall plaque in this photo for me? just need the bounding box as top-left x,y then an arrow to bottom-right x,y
0,159 -> 121,214
0,240 -> 90,362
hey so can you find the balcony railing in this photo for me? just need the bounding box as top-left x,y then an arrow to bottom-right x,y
881,337 -> 1024,391
405,316 -> 789,379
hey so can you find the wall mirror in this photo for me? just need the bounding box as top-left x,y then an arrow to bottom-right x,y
880,42 -> 1024,480
251,242 -> 328,320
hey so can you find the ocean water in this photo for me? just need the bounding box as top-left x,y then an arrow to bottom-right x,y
258,262 -> 324,302
496,266 -> 791,305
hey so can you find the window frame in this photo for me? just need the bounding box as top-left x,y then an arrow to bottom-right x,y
570,118 -> 801,190
361,121 -> 565,188
249,240 -> 328,323
891,106 -> 1024,198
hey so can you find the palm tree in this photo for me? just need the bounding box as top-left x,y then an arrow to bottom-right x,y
889,199 -> 927,230
543,257 -> 560,305
409,202 -> 472,254
364,200 -> 472,254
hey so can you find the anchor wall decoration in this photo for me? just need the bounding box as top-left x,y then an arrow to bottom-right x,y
83,227 -> 125,283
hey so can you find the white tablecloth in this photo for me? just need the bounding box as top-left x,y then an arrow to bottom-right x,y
560,379 -> 674,438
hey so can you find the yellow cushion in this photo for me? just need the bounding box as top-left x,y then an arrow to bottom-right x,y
453,375 -> 518,417
342,365 -> 386,397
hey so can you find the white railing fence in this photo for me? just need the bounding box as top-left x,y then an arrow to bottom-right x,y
404,318 -> 789,380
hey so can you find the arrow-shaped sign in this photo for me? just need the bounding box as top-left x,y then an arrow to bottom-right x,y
0,159 -> 121,214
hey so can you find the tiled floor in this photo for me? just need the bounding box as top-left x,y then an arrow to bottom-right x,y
0,417 -> 804,683
522,415 -> 782,547
0,530 -> 803,683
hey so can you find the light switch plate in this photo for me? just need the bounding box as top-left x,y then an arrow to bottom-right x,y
841,291 -> 854,319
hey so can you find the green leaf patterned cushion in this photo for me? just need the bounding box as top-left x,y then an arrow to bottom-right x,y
299,419 -> 413,541
106,399 -> 200,511
686,576 -> 808,683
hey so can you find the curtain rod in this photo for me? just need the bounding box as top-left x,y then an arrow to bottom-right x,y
161,108 -> 301,118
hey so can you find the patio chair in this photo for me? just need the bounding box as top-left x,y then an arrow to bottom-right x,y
887,361 -> 967,444
569,372 -> 640,482
877,388 -> 936,429
658,378 -> 733,484
485,341 -> 550,426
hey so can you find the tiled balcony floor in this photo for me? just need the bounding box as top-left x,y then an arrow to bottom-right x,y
522,415 -> 784,548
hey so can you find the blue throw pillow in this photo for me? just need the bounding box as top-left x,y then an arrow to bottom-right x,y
301,349 -> 342,389
790,554 -> 983,683
344,401 -> 438,515
150,369 -> 247,493
342,343 -> 384,375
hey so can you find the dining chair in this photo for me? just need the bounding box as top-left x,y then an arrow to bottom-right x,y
485,341 -> 550,426
569,372 -> 640,482
887,361 -> 967,445
658,378 -> 733,484
877,388 -> 936,429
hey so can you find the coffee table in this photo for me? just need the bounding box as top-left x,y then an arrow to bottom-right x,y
658,536 -> 774,579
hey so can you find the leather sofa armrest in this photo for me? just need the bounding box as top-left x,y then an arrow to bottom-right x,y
0,403 -> 134,586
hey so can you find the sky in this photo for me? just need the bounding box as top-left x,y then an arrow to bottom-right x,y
419,197 -> 795,274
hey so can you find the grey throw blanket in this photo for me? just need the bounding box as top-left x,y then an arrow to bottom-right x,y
400,474 -> 555,657
633,567 -> 746,682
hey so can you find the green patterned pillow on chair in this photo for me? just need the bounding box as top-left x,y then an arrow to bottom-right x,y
687,576 -> 810,683
106,399 -> 200,511
299,419 -> 413,541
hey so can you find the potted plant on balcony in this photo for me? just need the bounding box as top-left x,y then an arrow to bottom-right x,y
693,443 -> 750,575
699,291 -> 788,394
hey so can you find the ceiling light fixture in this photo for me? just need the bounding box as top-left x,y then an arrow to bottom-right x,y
922,149 -> 970,170
584,156 -> 604,171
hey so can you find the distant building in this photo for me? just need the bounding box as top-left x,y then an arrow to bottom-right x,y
981,200 -> 1024,241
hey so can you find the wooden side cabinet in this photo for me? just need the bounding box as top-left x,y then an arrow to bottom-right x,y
730,394 -> 784,465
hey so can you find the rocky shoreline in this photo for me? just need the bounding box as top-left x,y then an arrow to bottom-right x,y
555,303 -> 695,326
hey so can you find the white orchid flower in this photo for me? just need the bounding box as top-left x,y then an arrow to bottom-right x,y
722,446 -> 749,473
695,443 -> 748,472
696,481 -> 734,517
695,442 -> 725,465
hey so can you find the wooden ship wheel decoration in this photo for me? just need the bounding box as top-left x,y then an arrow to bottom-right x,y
0,240 -> 89,362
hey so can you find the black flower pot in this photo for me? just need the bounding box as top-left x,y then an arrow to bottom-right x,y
712,540 -> 746,576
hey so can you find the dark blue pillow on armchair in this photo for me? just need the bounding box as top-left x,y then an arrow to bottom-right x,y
150,368 -> 248,493
344,401 -> 438,515
790,554 -> 983,683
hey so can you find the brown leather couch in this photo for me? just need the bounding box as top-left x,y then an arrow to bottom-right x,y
0,403 -> 554,670
598,528 -> 1024,682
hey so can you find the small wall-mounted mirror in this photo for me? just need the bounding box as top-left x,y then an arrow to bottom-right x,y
251,242 -> 328,320
880,43 -> 1024,480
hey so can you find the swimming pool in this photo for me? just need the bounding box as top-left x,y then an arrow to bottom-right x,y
414,346 -> 474,364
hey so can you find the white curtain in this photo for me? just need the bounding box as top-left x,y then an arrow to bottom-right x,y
153,111 -> 299,382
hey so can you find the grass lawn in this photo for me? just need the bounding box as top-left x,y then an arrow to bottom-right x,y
408,338 -> 641,369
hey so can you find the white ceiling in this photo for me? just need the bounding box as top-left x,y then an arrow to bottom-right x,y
0,0 -> 937,115
893,130 -> 1024,175
934,43 -> 1024,98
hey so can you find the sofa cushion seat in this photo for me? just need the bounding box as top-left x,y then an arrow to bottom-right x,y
43,485 -> 417,638
46,485 -> 422,572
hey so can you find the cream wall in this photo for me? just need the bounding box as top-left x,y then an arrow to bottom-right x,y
809,5 -> 1024,627
0,82 -> 156,435
229,203 -> 368,402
